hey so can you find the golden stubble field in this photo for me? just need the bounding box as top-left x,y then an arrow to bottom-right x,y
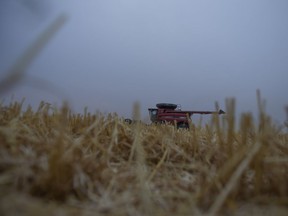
0,97 -> 287,216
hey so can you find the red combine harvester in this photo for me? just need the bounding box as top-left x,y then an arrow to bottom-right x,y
148,103 -> 225,129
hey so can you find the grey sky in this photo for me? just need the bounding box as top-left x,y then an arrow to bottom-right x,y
1,0 -> 288,124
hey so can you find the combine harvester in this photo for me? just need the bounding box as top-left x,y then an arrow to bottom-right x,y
126,103 -> 225,129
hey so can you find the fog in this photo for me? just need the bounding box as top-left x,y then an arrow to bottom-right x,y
1,0 -> 288,124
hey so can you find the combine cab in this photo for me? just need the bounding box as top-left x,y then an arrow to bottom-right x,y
148,103 -> 225,129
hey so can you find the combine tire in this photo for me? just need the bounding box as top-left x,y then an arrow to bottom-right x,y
177,122 -> 189,129
124,119 -> 133,124
156,103 -> 177,110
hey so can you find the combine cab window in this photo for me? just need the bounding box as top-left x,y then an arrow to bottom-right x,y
148,109 -> 158,122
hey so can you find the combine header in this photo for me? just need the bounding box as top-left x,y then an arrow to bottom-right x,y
148,103 -> 225,129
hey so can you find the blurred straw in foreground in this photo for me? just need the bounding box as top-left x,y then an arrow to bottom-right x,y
0,14 -> 67,95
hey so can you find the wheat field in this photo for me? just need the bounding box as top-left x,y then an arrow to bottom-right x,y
0,97 -> 287,216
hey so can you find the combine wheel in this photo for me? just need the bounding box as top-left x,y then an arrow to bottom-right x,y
124,119 -> 133,124
177,122 -> 189,129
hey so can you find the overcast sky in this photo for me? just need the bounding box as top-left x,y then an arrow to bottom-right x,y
0,0 -> 288,124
